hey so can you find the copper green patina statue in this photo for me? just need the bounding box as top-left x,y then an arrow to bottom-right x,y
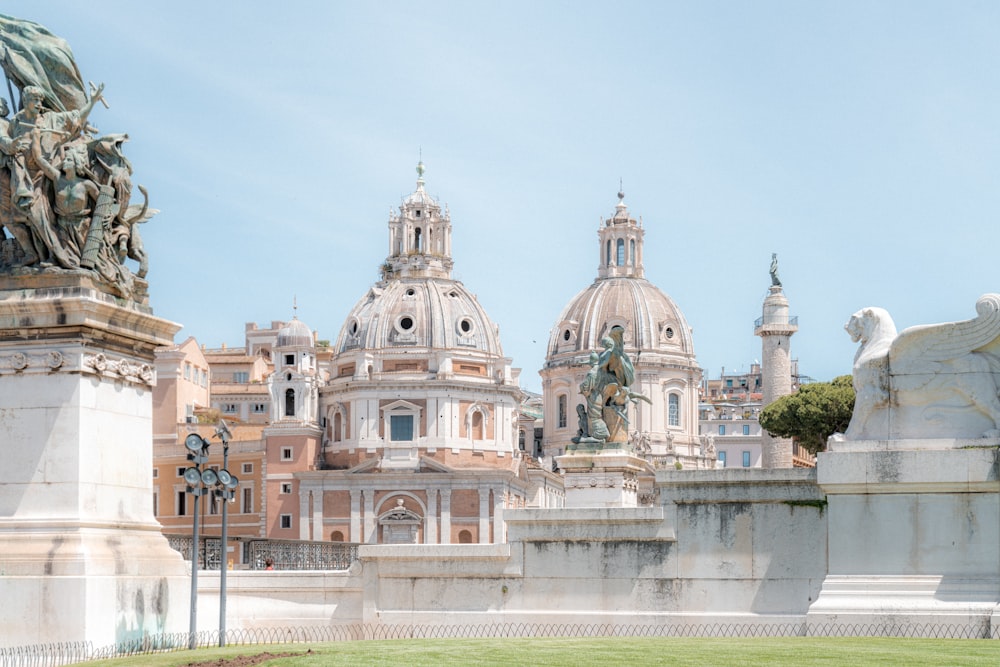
571,324 -> 651,451
0,14 -> 156,302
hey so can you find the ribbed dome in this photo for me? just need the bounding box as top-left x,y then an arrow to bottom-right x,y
336,277 -> 504,357
546,277 -> 695,363
277,317 -> 314,348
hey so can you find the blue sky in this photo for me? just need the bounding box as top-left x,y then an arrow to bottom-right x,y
5,2 -> 998,393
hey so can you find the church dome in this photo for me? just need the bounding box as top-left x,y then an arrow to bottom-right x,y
545,191 -> 695,366
336,278 -> 504,357
277,317 -> 314,348
547,277 -> 695,363
332,163 -> 505,362
320,164 -> 521,474
540,190 -> 704,468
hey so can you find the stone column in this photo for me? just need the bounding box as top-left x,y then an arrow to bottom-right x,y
350,489 -> 362,543
439,489 -> 452,544
311,489 -> 324,541
492,488 -> 505,544
478,488 -> 490,544
754,284 -> 798,468
425,488 -> 438,544
363,490 -> 375,543
298,490 -> 311,540
0,274 -> 188,647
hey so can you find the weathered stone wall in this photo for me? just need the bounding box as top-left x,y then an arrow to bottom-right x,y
203,469 -> 829,629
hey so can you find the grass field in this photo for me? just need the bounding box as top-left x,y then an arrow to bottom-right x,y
72,636 -> 1000,667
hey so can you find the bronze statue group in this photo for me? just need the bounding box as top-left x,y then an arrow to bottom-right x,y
0,15 -> 153,299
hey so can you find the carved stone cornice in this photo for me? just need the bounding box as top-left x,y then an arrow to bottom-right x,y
0,347 -> 154,386
83,352 -> 154,386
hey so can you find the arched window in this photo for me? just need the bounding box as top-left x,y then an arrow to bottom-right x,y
668,394 -> 680,427
557,394 -> 568,429
630,239 -> 636,265
333,412 -> 342,442
616,238 -> 625,266
605,239 -> 612,265
458,530 -> 473,544
285,388 -> 295,417
518,429 -> 526,451
414,227 -> 422,252
331,530 -> 344,542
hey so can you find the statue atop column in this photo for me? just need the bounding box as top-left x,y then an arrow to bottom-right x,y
769,252 -> 781,287
571,324 -> 651,451
0,15 -> 157,302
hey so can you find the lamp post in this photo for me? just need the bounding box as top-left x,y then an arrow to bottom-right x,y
183,424 -> 238,651
182,433 -> 209,650
214,420 -> 235,647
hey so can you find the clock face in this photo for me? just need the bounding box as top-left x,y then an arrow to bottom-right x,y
185,434 -> 206,452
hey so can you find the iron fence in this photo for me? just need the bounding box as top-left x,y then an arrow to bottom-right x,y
165,534 -> 222,570
163,535 -> 358,570
2,621 -> 998,667
247,538 -> 358,571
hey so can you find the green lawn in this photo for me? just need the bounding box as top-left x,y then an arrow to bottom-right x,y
72,636 -> 1000,666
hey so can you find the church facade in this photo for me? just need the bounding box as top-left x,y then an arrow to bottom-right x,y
151,167 -> 803,556
153,165 -> 558,553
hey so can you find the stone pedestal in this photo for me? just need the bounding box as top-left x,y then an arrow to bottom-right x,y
556,448 -> 648,508
807,441 -> 1000,635
0,274 -> 189,649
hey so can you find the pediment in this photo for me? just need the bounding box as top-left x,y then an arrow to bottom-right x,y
418,456 -> 456,473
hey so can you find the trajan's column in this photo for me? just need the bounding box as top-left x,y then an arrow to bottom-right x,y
754,254 -> 798,468
0,15 -> 187,648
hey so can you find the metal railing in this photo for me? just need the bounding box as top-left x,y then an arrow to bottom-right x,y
3,621 -> 998,667
248,538 -> 358,571
166,535 -> 222,570
164,535 -> 359,571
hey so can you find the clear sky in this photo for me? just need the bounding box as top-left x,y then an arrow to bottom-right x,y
4,2 -> 998,393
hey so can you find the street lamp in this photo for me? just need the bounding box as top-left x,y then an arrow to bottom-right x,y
183,432 -> 209,650
182,424 -> 238,650
214,420 -> 234,647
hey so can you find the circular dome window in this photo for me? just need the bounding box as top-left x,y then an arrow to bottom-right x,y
399,316 -> 414,331
665,327 -> 674,339
459,317 -> 474,335
405,288 -> 415,297
348,320 -> 359,335
449,291 -> 458,298
562,329 -> 572,342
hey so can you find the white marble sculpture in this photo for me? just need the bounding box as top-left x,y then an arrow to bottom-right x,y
839,293 -> 1000,441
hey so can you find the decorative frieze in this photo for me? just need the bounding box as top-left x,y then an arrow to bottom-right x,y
2,348 -> 153,385
2,349 -> 65,372
563,472 -> 638,492
83,352 -> 154,386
